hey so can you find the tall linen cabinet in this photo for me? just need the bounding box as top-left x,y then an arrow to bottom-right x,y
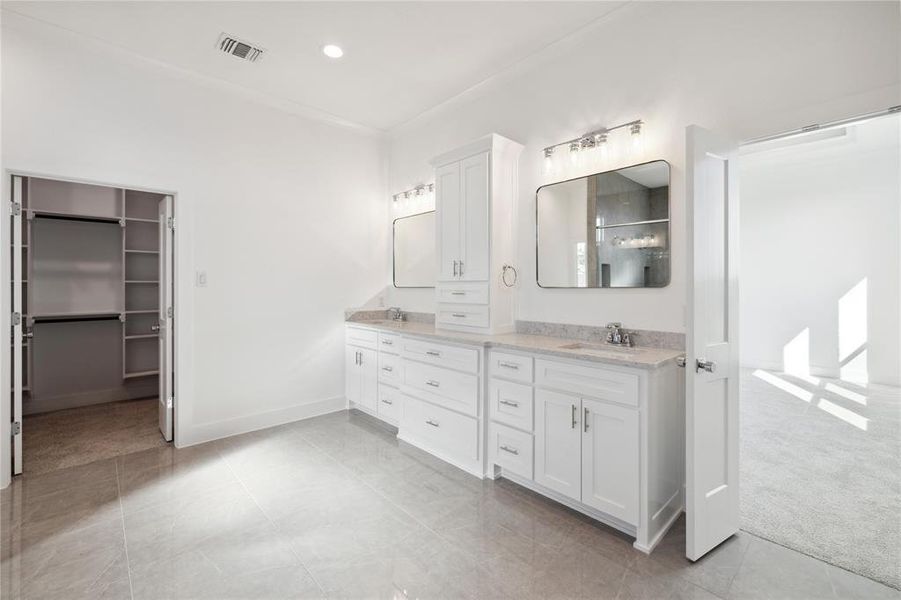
431,134 -> 523,334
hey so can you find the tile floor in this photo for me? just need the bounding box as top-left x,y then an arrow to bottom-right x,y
2,410 -> 899,600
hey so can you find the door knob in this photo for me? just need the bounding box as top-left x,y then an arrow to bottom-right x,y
696,358 -> 716,373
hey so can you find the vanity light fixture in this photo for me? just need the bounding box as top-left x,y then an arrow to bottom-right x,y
322,44 -> 344,59
392,183 -> 434,202
542,118 -> 644,166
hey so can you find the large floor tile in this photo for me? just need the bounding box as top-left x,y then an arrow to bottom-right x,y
727,536 -> 839,599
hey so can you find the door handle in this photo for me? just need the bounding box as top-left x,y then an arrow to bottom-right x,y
571,404 -> 578,429
584,407 -> 589,432
453,260 -> 458,277
459,260 -> 464,276
696,358 -> 716,373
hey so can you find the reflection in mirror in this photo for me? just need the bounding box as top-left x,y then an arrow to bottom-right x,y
537,160 -> 670,288
393,211 -> 436,288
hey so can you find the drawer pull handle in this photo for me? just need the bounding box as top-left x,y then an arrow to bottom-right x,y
498,362 -> 519,370
382,340 -> 393,345
499,445 -> 519,456
452,313 -> 467,318
381,398 -> 393,405
499,399 -> 520,408
450,291 -> 466,296
382,366 -> 393,373
425,419 -> 440,427
426,350 -> 441,357
425,380 -> 440,388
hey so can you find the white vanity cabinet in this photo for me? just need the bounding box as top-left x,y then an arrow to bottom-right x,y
345,340 -> 378,413
431,134 -> 523,334
489,349 -> 683,553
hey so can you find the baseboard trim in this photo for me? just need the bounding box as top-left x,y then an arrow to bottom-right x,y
396,433 -> 484,479
178,396 -> 345,447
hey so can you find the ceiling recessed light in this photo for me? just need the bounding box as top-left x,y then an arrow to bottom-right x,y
322,44 -> 344,59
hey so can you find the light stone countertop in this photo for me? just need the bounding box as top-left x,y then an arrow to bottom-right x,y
346,320 -> 684,370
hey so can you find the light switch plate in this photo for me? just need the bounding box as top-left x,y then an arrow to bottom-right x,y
195,270 -> 207,287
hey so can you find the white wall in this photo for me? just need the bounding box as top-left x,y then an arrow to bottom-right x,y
0,11 -> 389,466
385,1 -> 901,333
740,116 -> 901,386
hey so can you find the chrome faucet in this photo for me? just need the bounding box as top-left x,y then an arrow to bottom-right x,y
605,322 -> 632,347
387,307 -> 405,322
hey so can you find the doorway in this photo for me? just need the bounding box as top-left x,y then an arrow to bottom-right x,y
737,113 -> 900,588
8,174 -> 176,476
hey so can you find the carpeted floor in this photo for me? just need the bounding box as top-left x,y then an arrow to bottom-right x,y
22,398 -> 168,475
741,369 -> 901,590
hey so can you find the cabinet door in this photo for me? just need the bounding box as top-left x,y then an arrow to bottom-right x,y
436,161 -> 462,281
534,389 -> 581,501
345,346 -> 361,405
581,398 -> 639,525
459,152 -> 489,281
358,347 -> 379,412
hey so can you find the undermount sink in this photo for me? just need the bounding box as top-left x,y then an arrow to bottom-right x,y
558,342 -> 642,354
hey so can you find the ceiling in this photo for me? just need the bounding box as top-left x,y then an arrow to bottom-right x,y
3,1 -> 625,131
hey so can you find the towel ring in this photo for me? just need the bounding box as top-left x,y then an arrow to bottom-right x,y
501,264 -> 518,288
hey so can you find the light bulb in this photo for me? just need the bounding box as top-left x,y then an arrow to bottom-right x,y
569,142 -> 581,166
542,147 -> 555,176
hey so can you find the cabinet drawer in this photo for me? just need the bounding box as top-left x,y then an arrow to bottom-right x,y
489,351 -> 533,383
378,332 -> 401,354
436,304 -> 489,329
377,384 -> 401,424
404,361 -> 478,417
490,422 -> 533,480
346,326 -> 378,350
402,338 -> 479,374
402,396 -> 479,465
378,353 -> 403,385
489,379 -> 533,432
535,359 -> 639,408
437,282 -> 489,305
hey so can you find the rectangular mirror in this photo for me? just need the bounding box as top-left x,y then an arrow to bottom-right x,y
537,160 -> 670,288
393,211 -> 436,288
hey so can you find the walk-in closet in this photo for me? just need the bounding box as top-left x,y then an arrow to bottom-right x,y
9,175 -> 174,475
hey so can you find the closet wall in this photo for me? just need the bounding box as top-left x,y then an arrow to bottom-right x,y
14,177 -> 165,414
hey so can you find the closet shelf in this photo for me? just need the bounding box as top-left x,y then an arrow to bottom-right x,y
30,209 -> 122,224
124,370 -> 158,379
125,309 -> 157,315
125,280 -> 159,284
125,334 -> 157,340
125,249 -> 159,254
124,217 -> 159,224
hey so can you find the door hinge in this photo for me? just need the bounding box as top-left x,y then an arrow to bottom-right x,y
12,312 -> 21,326
167,217 -> 174,231
11,421 -> 21,436
167,306 -> 173,318
166,396 -> 173,409
9,202 -> 21,217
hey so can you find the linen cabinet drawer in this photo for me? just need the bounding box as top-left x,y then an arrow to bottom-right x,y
377,384 -> 401,424
534,359 -> 639,408
489,379 -> 533,432
402,396 -> 479,465
346,326 -> 378,350
402,338 -> 479,374
437,282 -> 489,305
378,332 -> 401,354
490,422 -> 533,480
378,353 -> 403,385
404,361 -> 478,416
488,351 -> 533,383
436,304 -> 489,329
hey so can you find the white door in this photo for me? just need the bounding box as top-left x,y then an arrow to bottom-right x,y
358,347 -> 379,412
157,196 -> 174,441
436,162 -> 462,281
345,346 -> 361,405
460,152 -> 489,281
534,389 -> 581,501
685,125 -> 740,561
581,398 -> 639,525
10,176 -> 24,474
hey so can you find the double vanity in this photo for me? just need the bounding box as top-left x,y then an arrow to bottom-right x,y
347,132 -> 685,553
345,318 -> 685,553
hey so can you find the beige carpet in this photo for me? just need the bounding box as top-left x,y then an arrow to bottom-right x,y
23,398 -> 168,475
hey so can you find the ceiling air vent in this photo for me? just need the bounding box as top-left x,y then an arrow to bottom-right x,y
217,33 -> 264,63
